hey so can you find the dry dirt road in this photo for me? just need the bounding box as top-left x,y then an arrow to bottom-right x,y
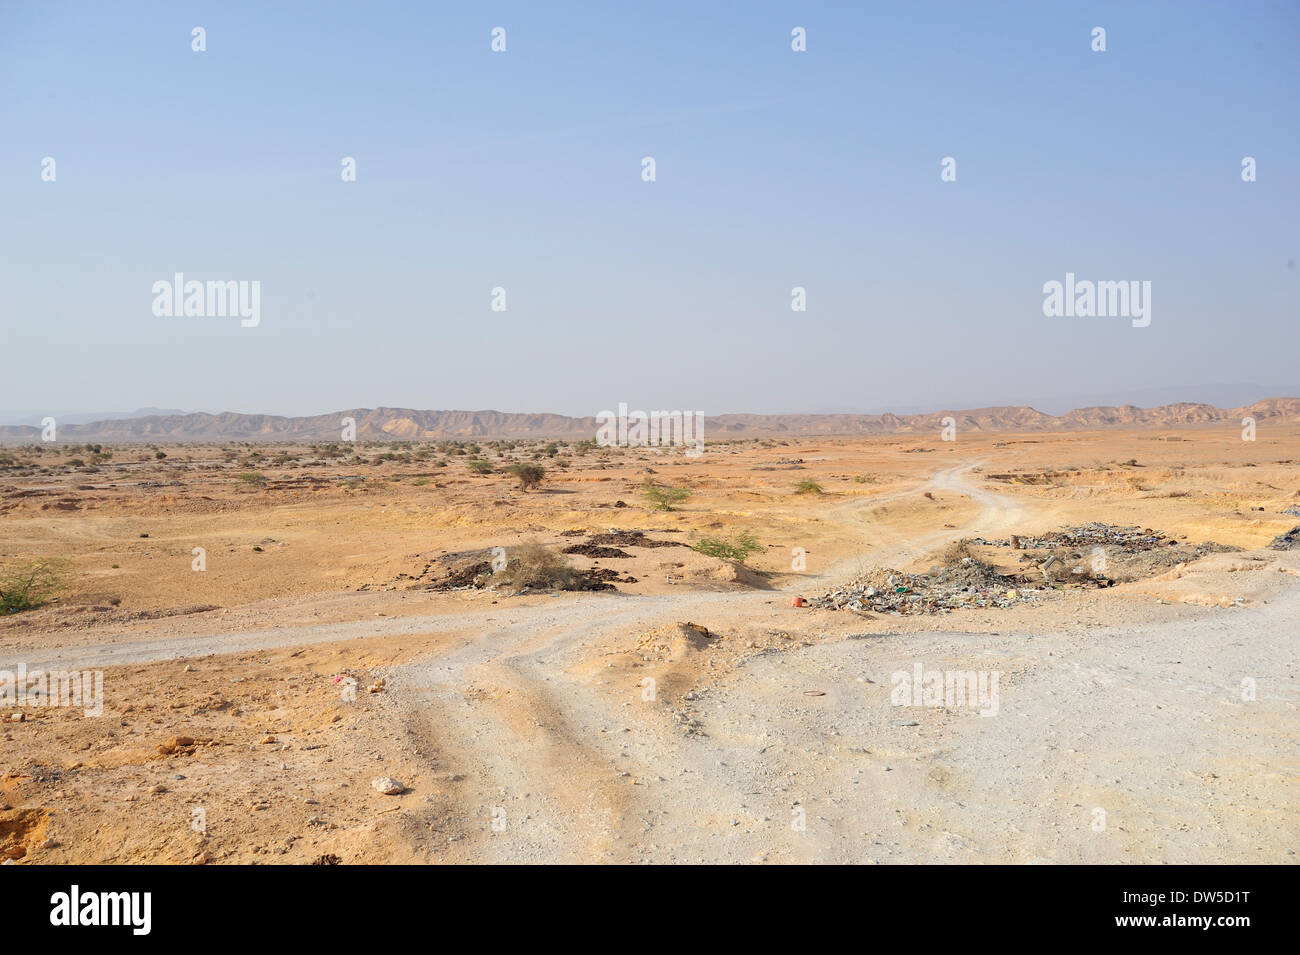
384,464 -> 1298,863
6,463 -> 1296,863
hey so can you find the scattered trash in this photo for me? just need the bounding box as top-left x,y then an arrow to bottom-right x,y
1269,526 -> 1300,551
811,523 -> 1239,615
970,523 -> 1240,585
811,541 -> 1042,615
970,523 -> 1175,552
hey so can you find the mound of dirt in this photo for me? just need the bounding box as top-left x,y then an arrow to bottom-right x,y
689,560 -> 770,589
636,622 -> 714,658
1115,552 -> 1285,606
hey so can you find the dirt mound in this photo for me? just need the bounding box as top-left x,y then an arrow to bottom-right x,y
636,622 -> 714,657
689,560 -> 771,589
1115,552 -> 1286,606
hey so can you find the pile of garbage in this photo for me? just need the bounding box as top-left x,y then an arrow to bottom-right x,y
969,523 -> 1238,584
969,523 -> 1173,552
1270,526 -> 1300,551
810,548 -> 1045,615
810,524 -> 1245,615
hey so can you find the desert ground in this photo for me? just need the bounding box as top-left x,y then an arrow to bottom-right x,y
1,427 -> 1298,864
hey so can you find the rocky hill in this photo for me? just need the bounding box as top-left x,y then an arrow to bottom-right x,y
1,399 -> 1296,444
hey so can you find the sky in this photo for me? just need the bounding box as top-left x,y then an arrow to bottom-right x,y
1,1 -> 1297,421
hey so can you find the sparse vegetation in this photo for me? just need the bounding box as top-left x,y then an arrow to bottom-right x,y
235,472 -> 266,487
506,463 -> 545,490
643,480 -> 692,511
468,460 -> 495,475
795,479 -> 823,494
0,558 -> 66,613
692,533 -> 762,563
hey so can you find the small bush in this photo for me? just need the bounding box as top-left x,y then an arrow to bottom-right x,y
492,540 -> 586,591
0,558 -> 66,613
794,479 -> 823,495
643,480 -> 692,511
506,463 -> 545,490
235,472 -> 266,487
692,533 -> 762,563
468,460 -> 495,475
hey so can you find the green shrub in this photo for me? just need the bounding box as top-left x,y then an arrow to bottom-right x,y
0,558 -> 66,613
643,480 -> 692,511
691,533 -> 762,563
794,479 -> 823,494
468,460 -> 495,475
506,463 -> 545,490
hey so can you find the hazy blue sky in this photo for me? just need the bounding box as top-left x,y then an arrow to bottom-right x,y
2,1 -> 1297,420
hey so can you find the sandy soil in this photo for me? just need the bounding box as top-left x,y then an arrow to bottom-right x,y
1,427 -> 1297,863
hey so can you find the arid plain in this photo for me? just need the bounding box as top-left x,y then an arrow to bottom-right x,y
2,420 -> 1298,864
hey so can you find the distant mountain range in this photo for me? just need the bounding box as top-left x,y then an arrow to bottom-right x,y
1,399 -> 1296,444
0,408 -> 186,428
